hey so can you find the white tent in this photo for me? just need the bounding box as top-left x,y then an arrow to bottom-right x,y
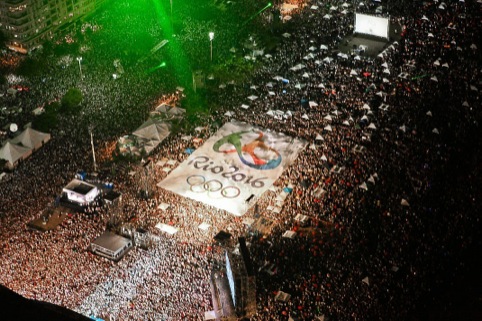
401,199 -> 410,206
133,119 -> 171,142
368,123 -> 377,130
315,134 -> 324,141
167,106 -> 186,117
224,111 -> 234,117
157,202 -> 170,211
359,182 -> 368,190
154,103 -> 171,114
324,125 -> 332,132
0,142 -> 32,169
290,63 -> 306,71
155,223 -> 179,235
324,115 -> 333,121
10,127 -> 51,150
309,101 -> 318,107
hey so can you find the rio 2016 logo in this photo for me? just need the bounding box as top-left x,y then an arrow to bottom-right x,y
213,131 -> 282,170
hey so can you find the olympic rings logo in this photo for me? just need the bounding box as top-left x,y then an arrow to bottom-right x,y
186,175 -> 241,199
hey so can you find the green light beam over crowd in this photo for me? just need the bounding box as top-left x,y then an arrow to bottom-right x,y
149,0 -> 192,87
146,61 -> 167,74
242,2 -> 272,26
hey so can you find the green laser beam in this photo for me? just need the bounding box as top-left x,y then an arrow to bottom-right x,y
242,2 -> 273,26
146,61 -> 167,74
149,0 -> 192,87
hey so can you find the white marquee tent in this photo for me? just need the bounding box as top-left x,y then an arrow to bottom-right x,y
0,141 -> 33,169
10,127 -> 51,150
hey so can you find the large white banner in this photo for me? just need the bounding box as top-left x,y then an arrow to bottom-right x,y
158,121 -> 306,216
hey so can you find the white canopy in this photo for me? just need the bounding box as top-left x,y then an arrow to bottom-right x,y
290,63 -> 306,71
133,119 -> 171,142
0,142 -> 32,169
10,127 -> 51,150
167,106 -> 186,116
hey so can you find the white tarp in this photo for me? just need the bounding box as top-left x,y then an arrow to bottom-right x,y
158,121 -> 306,216
155,223 -> 179,235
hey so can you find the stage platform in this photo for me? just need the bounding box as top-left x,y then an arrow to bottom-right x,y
27,207 -> 69,232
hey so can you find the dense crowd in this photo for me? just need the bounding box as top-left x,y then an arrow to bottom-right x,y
0,0 -> 480,321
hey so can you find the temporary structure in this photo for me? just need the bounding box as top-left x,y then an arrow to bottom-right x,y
133,119 -> 171,142
0,141 -> 33,169
10,127 -> 51,150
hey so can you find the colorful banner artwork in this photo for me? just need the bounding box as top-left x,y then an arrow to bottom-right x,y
158,121 -> 306,216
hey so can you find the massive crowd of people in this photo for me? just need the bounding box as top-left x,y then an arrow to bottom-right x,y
0,0 -> 480,320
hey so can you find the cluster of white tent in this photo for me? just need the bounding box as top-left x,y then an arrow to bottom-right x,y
118,103 -> 185,156
118,118 -> 171,156
0,127 -> 51,170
